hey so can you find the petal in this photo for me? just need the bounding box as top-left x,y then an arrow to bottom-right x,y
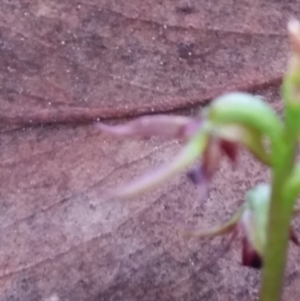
186,163 -> 211,201
290,228 -> 300,245
186,163 -> 208,185
241,236 -> 263,269
219,139 -> 238,164
95,115 -> 197,139
242,183 -> 271,256
202,137 -> 222,177
182,206 -> 243,239
214,125 -> 271,166
106,128 -> 208,200
206,92 -> 283,150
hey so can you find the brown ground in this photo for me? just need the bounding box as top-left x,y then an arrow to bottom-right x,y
0,1 -> 300,301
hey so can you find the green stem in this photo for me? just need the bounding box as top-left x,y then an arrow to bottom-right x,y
259,107 -> 299,301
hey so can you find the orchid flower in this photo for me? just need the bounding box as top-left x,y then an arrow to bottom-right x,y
96,93 -> 279,200
183,183 -> 300,269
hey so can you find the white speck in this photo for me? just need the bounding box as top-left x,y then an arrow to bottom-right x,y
77,4 -> 81,9
160,61 -> 164,65
66,69 -> 70,73
48,102 -> 52,105
163,24 -> 167,29
61,40 -> 65,45
44,294 -> 59,301
96,118 -> 100,121
188,52 -> 192,56
152,36 -> 155,40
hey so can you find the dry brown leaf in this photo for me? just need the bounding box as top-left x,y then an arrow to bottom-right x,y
1,1 -> 300,300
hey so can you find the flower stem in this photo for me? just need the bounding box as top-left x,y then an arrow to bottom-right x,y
259,107 -> 299,301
